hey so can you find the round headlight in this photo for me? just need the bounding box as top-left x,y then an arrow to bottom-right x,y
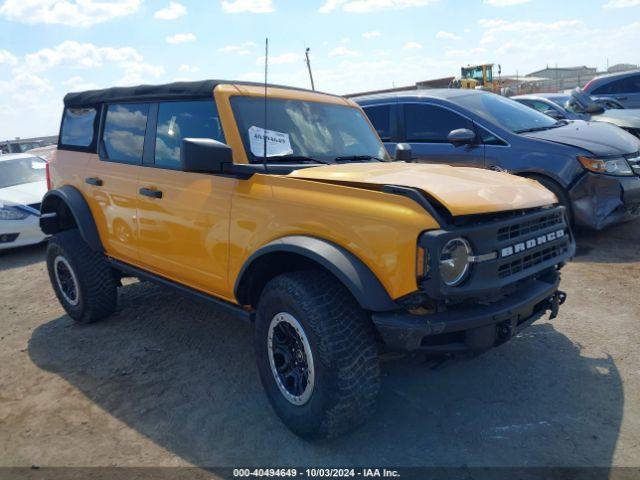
439,238 -> 472,286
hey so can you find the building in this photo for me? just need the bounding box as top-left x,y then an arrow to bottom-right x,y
528,66 -> 597,80
608,63 -> 639,73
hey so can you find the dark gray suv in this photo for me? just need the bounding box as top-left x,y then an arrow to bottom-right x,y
355,89 -> 640,230
584,70 -> 640,109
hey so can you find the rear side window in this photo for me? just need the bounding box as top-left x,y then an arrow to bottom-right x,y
101,103 -> 150,165
154,100 -> 224,169
404,104 -> 472,143
363,105 -> 392,141
593,75 -> 640,95
60,108 -> 97,147
620,75 -> 640,93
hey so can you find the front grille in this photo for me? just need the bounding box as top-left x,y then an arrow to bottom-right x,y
418,205 -> 574,299
497,210 -> 563,242
498,243 -> 569,279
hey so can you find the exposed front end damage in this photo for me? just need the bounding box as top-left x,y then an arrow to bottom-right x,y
569,172 -> 640,230
372,206 -> 575,354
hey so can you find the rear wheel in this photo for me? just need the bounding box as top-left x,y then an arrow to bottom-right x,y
46,230 -> 117,323
254,270 -> 380,439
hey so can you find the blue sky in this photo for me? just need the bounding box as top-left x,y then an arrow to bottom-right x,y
1,0 -> 639,138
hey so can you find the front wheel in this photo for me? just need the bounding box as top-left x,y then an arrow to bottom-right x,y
527,174 -> 574,226
254,270 -> 380,439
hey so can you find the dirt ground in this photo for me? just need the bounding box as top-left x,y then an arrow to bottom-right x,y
0,220 -> 639,470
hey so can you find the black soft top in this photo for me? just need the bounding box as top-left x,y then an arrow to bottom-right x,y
63,79 -> 334,108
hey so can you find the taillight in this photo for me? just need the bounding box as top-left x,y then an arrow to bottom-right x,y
583,79 -> 594,92
46,161 -> 52,190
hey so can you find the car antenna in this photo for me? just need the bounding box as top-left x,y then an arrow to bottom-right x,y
262,37 -> 269,173
305,47 -> 315,91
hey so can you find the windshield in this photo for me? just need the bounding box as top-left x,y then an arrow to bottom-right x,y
231,96 -> 389,163
547,95 -> 570,107
456,92 -> 559,134
0,157 -> 47,189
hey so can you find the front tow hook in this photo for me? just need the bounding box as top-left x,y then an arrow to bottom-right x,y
549,290 -> 567,320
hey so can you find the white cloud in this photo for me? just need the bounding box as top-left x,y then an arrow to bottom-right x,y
0,0 -> 139,27
0,49 -> 17,66
256,52 -> 301,65
219,41 -> 256,55
119,62 -> 164,85
436,30 -> 461,40
24,41 -> 142,72
0,73 -> 52,97
21,41 -> 163,86
362,30 -> 381,39
470,18 -> 640,80
328,46 -> 358,57
483,0 -> 531,6
403,41 -> 422,49
319,0 -> 438,14
478,18 -> 583,44
154,1 -> 186,19
445,47 -> 486,58
178,64 -> 200,73
603,0 -> 640,7
63,76 -> 101,91
166,33 -> 196,44
221,0 -> 274,13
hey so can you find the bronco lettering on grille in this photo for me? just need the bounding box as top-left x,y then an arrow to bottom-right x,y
500,229 -> 565,258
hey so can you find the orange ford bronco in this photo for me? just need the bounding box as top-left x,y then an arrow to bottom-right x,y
41,80 -> 574,438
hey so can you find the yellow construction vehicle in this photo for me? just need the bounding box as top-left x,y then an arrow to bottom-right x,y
451,63 -> 501,92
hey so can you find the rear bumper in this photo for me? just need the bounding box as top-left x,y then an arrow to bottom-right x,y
372,270 -> 564,354
569,172 -> 640,230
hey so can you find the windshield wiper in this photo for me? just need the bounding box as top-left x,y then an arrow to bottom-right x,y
516,125 -> 556,134
261,155 -> 333,165
516,120 -> 569,134
334,155 -> 385,162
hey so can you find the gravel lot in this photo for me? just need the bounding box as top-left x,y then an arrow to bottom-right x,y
0,220 -> 639,470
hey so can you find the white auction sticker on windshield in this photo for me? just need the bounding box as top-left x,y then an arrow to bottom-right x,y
249,126 -> 293,157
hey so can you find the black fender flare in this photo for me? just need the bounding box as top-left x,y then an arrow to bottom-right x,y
40,185 -> 104,252
234,235 -> 398,312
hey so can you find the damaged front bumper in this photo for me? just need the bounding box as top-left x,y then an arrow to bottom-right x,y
372,270 -> 565,354
569,172 -> 640,230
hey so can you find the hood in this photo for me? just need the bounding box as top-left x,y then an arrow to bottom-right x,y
594,109 -> 640,129
288,163 -> 556,216
521,121 -> 640,156
0,181 -> 47,206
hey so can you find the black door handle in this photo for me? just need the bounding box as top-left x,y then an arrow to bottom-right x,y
139,187 -> 163,199
85,177 -> 103,186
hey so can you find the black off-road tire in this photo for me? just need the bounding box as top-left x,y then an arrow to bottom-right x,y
46,229 -> 117,323
254,270 -> 380,440
527,174 -> 574,226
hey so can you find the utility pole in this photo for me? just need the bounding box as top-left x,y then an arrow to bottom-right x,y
305,48 -> 315,91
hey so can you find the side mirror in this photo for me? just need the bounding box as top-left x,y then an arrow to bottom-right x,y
395,143 -> 413,162
447,128 -> 476,145
543,109 -> 565,120
180,138 -> 232,173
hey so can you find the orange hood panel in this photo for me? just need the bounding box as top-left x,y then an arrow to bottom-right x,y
288,162 -> 557,216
